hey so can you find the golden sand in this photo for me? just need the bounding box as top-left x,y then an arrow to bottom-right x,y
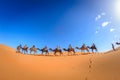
0,44 -> 120,80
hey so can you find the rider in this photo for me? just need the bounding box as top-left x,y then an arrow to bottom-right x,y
69,44 -> 72,49
24,45 -> 28,49
32,45 -> 35,48
82,43 -> 86,47
43,46 -> 47,50
92,43 -> 95,47
56,45 -> 60,50
112,43 -> 115,51
19,44 -> 22,47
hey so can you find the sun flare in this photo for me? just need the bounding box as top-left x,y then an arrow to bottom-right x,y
114,0 -> 120,19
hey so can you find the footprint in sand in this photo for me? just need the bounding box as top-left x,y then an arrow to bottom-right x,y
90,60 -> 92,64
89,70 -> 91,72
89,64 -> 92,68
88,57 -> 93,69
85,77 -> 88,80
89,58 -> 93,64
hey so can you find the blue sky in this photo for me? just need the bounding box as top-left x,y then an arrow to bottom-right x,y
0,0 -> 120,52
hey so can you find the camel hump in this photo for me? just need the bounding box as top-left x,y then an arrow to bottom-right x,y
32,45 -> 35,47
24,45 -> 28,48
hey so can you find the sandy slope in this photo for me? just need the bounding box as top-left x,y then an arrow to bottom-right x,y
0,44 -> 120,80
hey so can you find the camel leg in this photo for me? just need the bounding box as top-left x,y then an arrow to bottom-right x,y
96,49 -> 98,53
22,50 -> 24,54
23,50 -> 25,54
68,52 -> 70,56
92,49 -> 94,53
73,50 -> 75,55
42,51 -> 43,55
35,51 -> 37,55
70,52 -> 72,56
54,52 -> 57,56
82,50 -> 85,53
34,51 -> 35,55
44,51 -> 47,56
87,49 -> 89,53
47,51 -> 49,56
54,52 -> 56,56
46,51 -> 49,56
30,51 -> 31,54
62,53 -> 63,56
26,50 -> 28,54
24,51 -> 26,54
60,52 -> 61,56
70,52 -> 72,55
47,50 -> 49,54
45,52 -> 47,56
60,52 -> 63,56
81,50 -> 83,53
16,50 -> 20,53
24,50 -> 26,54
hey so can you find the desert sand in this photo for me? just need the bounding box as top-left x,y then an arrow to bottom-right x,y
0,44 -> 120,80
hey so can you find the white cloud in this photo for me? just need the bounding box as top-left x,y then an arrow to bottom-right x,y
95,12 -> 106,21
110,28 -> 115,32
95,31 -> 99,34
101,12 -> 106,16
102,21 -> 110,27
95,15 -> 101,21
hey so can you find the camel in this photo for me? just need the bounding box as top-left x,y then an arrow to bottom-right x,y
22,47 -> 29,54
116,42 -> 120,45
49,48 -> 63,56
63,47 -> 75,55
16,45 -> 22,53
29,47 -> 39,54
87,44 -> 98,53
38,47 -> 49,55
76,44 -> 89,53
16,45 -> 28,54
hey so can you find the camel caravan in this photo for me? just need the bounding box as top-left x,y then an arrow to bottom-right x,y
16,43 -> 98,56
16,40 -> 120,56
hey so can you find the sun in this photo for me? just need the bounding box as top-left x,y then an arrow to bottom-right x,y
114,0 -> 120,19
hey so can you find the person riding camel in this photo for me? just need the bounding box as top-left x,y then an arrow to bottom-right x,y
69,44 -> 72,49
112,43 -> 115,51
19,44 -> 22,47
92,43 -> 95,47
17,44 -> 22,49
43,46 -> 47,50
82,43 -> 86,47
56,45 -> 60,50
24,45 -> 27,49
32,45 -> 35,48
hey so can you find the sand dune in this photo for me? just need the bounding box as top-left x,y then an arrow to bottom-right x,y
0,44 -> 120,80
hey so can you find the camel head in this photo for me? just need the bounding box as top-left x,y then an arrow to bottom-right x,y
116,42 -> 120,45
49,48 -> 53,51
63,48 -> 67,51
26,47 -> 29,49
87,46 -> 91,49
19,45 -> 22,48
29,48 -> 32,50
37,48 -> 40,50
75,47 -> 79,49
